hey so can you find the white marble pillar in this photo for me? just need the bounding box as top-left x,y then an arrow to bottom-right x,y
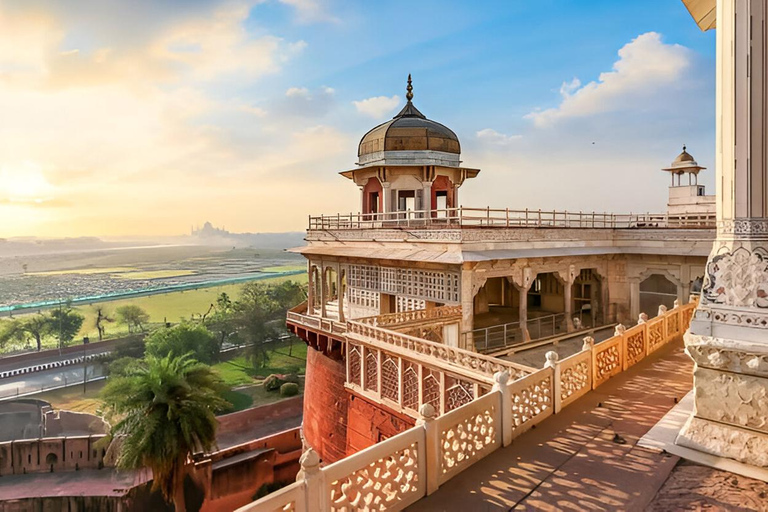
307,261 -> 315,316
678,0 -> 768,467
382,182 -> 392,214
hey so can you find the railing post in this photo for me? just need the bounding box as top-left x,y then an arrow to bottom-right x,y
493,371 -> 512,446
583,336 -> 596,390
297,448 -> 324,512
505,207 -> 509,227
418,403 -> 440,495
544,351 -> 561,414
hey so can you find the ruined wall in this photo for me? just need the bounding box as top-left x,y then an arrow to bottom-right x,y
303,346 -> 348,463
0,435 -> 107,475
345,391 -> 415,456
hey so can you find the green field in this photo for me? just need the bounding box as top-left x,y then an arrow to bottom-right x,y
74,273 -> 307,340
213,342 -> 308,388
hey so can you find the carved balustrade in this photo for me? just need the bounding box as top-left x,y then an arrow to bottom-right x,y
347,321 -> 532,381
507,367 -> 554,438
287,301 -> 347,335
434,390 -> 501,485
557,350 -> 592,410
241,300 -> 699,512
359,305 -> 462,328
346,340 -> 485,417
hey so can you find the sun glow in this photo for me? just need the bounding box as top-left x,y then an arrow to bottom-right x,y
0,162 -> 55,202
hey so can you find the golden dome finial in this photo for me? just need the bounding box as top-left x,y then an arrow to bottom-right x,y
406,74 -> 413,102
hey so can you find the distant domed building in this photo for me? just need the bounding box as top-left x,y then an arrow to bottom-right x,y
661,145 -> 715,216
340,75 -> 479,216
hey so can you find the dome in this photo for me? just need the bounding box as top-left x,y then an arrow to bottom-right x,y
663,145 -> 705,172
357,76 -> 460,163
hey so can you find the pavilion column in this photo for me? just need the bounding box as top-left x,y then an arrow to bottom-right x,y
559,266 -> 576,332
320,266 -> 327,318
460,269 -> 475,351
307,261 -> 315,316
422,181 -> 432,218
336,268 -> 345,322
678,0 -> 768,467
382,182 -> 392,214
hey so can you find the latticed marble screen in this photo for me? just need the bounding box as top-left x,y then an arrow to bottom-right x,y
444,376 -> 474,412
396,296 -> 426,312
365,350 -> 379,392
346,264 -> 460,303
348,344 -> 362,386
381,354 -> 400,402
402,362 -> 419,411
348,288 -> 380,309
422,369 -> 441,412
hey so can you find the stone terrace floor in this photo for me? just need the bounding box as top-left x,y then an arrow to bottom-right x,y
408,339 -> 767,512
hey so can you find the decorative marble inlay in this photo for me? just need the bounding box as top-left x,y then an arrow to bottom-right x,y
702,246 -> 768,308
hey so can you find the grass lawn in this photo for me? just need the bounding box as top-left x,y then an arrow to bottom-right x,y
213,341 -> 308,388
33,380 -> 106,415
70,272 -> 307,340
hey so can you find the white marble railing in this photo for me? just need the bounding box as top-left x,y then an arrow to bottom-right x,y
347,320 -> 533,381
309,207 -> 716,231
242,300 -> 697,512
287,302 -> 347,336
359,305 -> 462,328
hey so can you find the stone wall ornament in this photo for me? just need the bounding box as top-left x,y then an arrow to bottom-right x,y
614,324 -> 626,337
702,246 -> 768,309
638,313 -> 648,324
582,336 -> 595,351
657,305 -> 668,317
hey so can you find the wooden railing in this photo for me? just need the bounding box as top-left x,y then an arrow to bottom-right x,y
309,207 -> 716,231
241,299 -> 697,512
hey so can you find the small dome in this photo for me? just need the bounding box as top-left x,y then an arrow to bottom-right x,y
663,145 -> 705,172
673,146 -> 696,164
357,75 -> 460,161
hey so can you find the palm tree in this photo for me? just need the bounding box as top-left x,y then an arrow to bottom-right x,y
101,353 -> 229,511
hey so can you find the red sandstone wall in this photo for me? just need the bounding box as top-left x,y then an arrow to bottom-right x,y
303,346 -> 348,463
345,391 -> 415,456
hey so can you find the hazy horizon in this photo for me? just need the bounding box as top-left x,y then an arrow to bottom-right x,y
0,0 -> 716,238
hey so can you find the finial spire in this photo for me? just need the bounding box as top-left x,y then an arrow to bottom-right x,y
683,144 -> 687,152
406,74 -> 413,102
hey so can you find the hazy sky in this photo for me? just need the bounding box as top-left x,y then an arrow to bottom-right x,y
0,0 -> 716,238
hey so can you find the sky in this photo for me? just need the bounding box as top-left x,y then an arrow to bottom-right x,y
0,0 -> 716,238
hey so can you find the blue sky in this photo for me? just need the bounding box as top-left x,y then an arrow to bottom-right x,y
0,0 -> 715,236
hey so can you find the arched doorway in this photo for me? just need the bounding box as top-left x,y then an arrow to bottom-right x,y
431,175 -> 455,218
362,177 -> 383,216
640,274 -> 678,316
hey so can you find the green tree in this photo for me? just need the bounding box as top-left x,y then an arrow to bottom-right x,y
1,314 -> 53,351
145,323 -> 219,365
202,293 -> 241,353
234,281 -> 307,368
116,305 -> 150,333
100,354 -> 229,511
50,306 -> 85,347
94,306 -> 113,341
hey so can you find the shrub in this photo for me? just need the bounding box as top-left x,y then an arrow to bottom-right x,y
264,374 -> 282,391
283,373 -> 299,384
280,382 -> 299,397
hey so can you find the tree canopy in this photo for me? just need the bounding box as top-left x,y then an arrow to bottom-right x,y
145,323 -> 219,365
100,353 -> 229,511
116,305 -> 150,333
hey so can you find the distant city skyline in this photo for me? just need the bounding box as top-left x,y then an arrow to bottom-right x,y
0,0 -> 716,237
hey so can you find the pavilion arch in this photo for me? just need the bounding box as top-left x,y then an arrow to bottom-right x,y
571,268 -> 605,328
362,177 -> 383,216
639,272 -> 681,317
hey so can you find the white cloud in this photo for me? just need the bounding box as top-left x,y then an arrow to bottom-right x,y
279,0 -> 340,24
353,95 -> 400,118
286,86 -> 310,97
476,128 -> 522,145
525,32 -> 693,128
